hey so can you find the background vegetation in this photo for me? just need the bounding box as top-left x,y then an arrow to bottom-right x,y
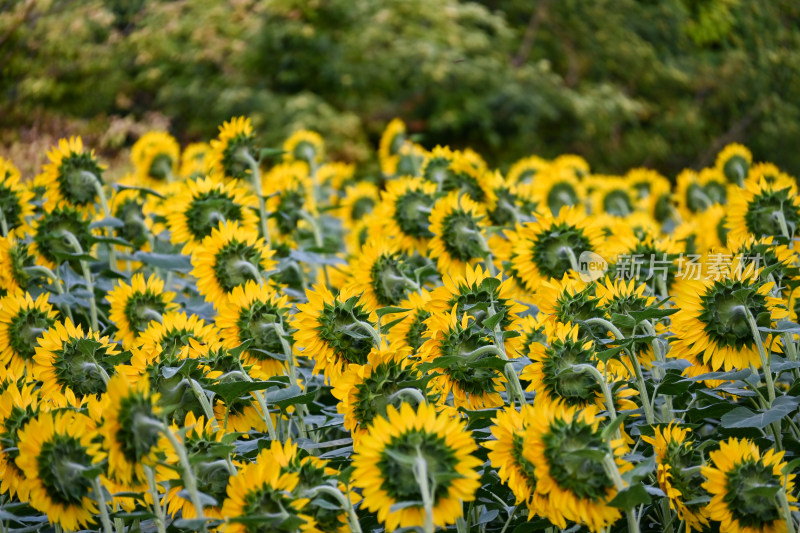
2,0 -> 799,177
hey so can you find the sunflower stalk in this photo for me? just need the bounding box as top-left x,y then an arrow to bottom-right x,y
298,209 -> 330,287
640,319 -> 674,422
413,450 -> 436,533
305,485 -> 363,533
270,322 -> 309,441
233,260 -> 264,285
601,454 -> 641,533
0,207 -> 7,237
473,230 -> 497,277
144,465 -> 167,533
238,148 -> 270,247
161,423 -> 208,531
488,302 -> 526,407
558,245 -> 581,277
779,488 -> 797,533
772,209 -> 794,246
187,378 -> 219,430
388,387 -> 427,405
237,360 -> 279,441
24,265 -> 74,321
91,477 -> 115,533
61,230 -> 99,331
81,170 -> 117,270
573,364 -> 617,421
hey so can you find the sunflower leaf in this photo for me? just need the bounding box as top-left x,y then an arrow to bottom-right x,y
376,306 -> 411,318
205,380 -> 287,405
131,251 -> 192,272
720,396 -> 800,428
608,483 -> 651,510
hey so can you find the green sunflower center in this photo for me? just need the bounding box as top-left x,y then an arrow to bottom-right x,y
353,361 -> 418,430
57,152 -> 104,207
546,182 -> 578,215
185,191 -> 244,241
662,441 -> 706,511
370,253 -> 414,306
723,156 -> 749,184
440,211 -> 485,262
123,291 -> 169,335
443,170 -> 484,203
542,419 -> 612,500
34,207 -> 93,268
8,308 -> 55,361
654,193 -> 673,223
744,188 -> 800,241
530,223 -> 591,280
0,184 -> 23,230
213,241 -> 264,293
37,434 -> 93,505
723,460 -> 782,528
378,430 -> 459,504
237,302 -> 290,361
52,338 -> 115,399
317,301 -> 374,368
602,189 -> 633,217
540,340 -> 600,406
423,157 -> 452,184
7,242 -> 34,291
698,281 -> 770,349
394,191 -> 435,239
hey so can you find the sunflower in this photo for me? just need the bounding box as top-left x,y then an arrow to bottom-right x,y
589,176 -> 638,218
137,310 -> 220,361
378,118 -> 407,176
97,373 -> 165,487
351,402 -> 481,531
533,275 -> 602,328
521,321 -> 637,410
27,199 -> 97,270
337,181 -> 380,230
728,236 -> 796,296
419,307 -> 507,410
131,131 -> 180,186
107,273 -> 178,349
220,447 -> 312,533
428,263 -> 525,355
0,291 -> 58,380
524,402 -> 629,532
672,260 -> 788,372
373,177 -> 438,254
212,375 -> 270,434
605,229 -> 683,295
420,145 -> 457,186
344,239 -> 418,308
208,116 -> 259,181
395,141 -> 427,178
109,185 -> 154,262
641,424 -> 710,532
331,347 -> 422,442
749,162 -> 795,187
715,143 -> 752,186
32,318 -> 120,406
168,176 -> 260,254
728,175 -> 800,245
0,383 -> 41,500
530,165 -> 585,215
595,275 -> 659,366
191,221 -> 277,308
39,136 -> 107,213
673,203 -> 728,253
506,155 -> 550,186
180,142 -> 212,179
161,412 -> 231,519
263,162 -> 316,244
0,233 -> 36,296
428,191 -> 490,276
316,161 -> 355,191
0,157 -> 34,235
484,171 -> 538,226
511,206 -> 605,290
216,280 -> 294,379
15,409 -> 104,531
702,438 -> 796,533
283,130 -> 325,167
485,405 -> 551,516
676,168 -> 727,218
436,156 -> 490,203
386,289 -> 432,353
292,284 -> 378,382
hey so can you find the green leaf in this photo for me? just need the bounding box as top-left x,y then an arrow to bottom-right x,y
259,147 -> 286,159
601,414 -> 628,440
482,310 -> 505,331
274,390 -> 318,410
720,396 -> 800,429
627,307 -> 679,321
376,306 -> 411,318
89,216 -> 125,229
468,356 -> 510,371
608,483 -> 651,510
205,380 -> 285,405
113,183 -> 165,198
131,251 -> 192,272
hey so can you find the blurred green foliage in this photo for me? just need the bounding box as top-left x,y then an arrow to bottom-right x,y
1,0 -> 799,176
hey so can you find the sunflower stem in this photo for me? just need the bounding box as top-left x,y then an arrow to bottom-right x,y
233,260 -> 264,285
92,477 -> 114,533
237,359 -> 279,440
779,488 -> 797,533
413,450 -> 435,533
188,379 -> 219,430
499,505 -> 518,533
745,308 -> 776,405
61,230 -> 99,331
558,245 -> 581,277
25,265 -> 74,322
306,485 -> 363,533
659,498 -> 675,533
144,465 -> 167,533
271,322 -> 309,441
161,424 -> 208,531
601,454 -> 641,533
772,209 -> 794,246
238,148 -> 271,247
573,364 -> 617,420
388,387 -> 427,405
0,207 -> 8,237
299,209 -> 331,287
82,170 -> 117,270
640,320 -> 675,422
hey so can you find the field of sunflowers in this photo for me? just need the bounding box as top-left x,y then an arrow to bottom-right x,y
0,115 -> 799,533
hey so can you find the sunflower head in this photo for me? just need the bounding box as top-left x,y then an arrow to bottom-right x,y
283,130 -> 325,166
208,116 -> 259,181
421,145 -> 456,185
533,165 -> 584,215
351,402 -> 481,531
0,383 -> 41,501
728,176 -> 800,245
0,157 -> 34,234
386,289 -> 432,353
263,162 -> 316,242
28,201 -> 96,270
41,136 -> 106,211
337,181 -> 380,229
379,119 -> 407,176
0,234 -> 36,296
507,155 -> 550,185
180,142 -> 212,179
131,131 -> 180,185
374,177 -> 437,254
0,291 -> 59,380
345,239 -> 417,308
428,191 -> 490,275
715,143 -> 752,185
107,273 -> 178,348
589,176 -> 637,218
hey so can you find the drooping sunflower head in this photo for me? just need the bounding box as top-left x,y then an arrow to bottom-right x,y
727,235 -> 796,296
0,234 -> 36,296
351,402 -> 481,531
0,383 -> 41,501
27,200 -> 97,270
484,171 -> 538,226
109,185 -> 153,254
428,191 -> 490,276
420,145 -> 457,185
672,260 -> 788,372
438,155 -> 490,203
283,130 -> 325,167
553,154 -> 590,179
374,177 -> 438,254
337,181 -> 380,230
131,131 -> 180,186
532,164 -> 585,215
137,310 -> 220,361
191,220 -> 277,308
344,238 -> 417,309
40,136 -> 106,212
748,162 -> 795,189
676,168 -> 727,218
32,318 -> 120,407
263,162 -> 316,243
98,373 -> 164,487
641,424 -> 710,532
727,175 -> 800,245
506,155 -> 550,186
216,280 -> 293,380
386,289 -> 433,353
524,402 -> 629,532
605,231 -> 682,294
180,142 -> 212,179
596,276 -> 657,331
701,438 -> 796,533
292,284 -> 378,383
533,275 -> 601,327
511,206 -> 604,290
168,176 -> 259,254
419,307 -> 507,410
316,161 -> 355,191
0,291 -> 59,380
107,273 -> 178,349
208,116 -> 259,181
589,176 -> 638,218
378,118 -> 407,176
715,143 -> 752,186
0,157 -> 34,234
15,409 -> 104,531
